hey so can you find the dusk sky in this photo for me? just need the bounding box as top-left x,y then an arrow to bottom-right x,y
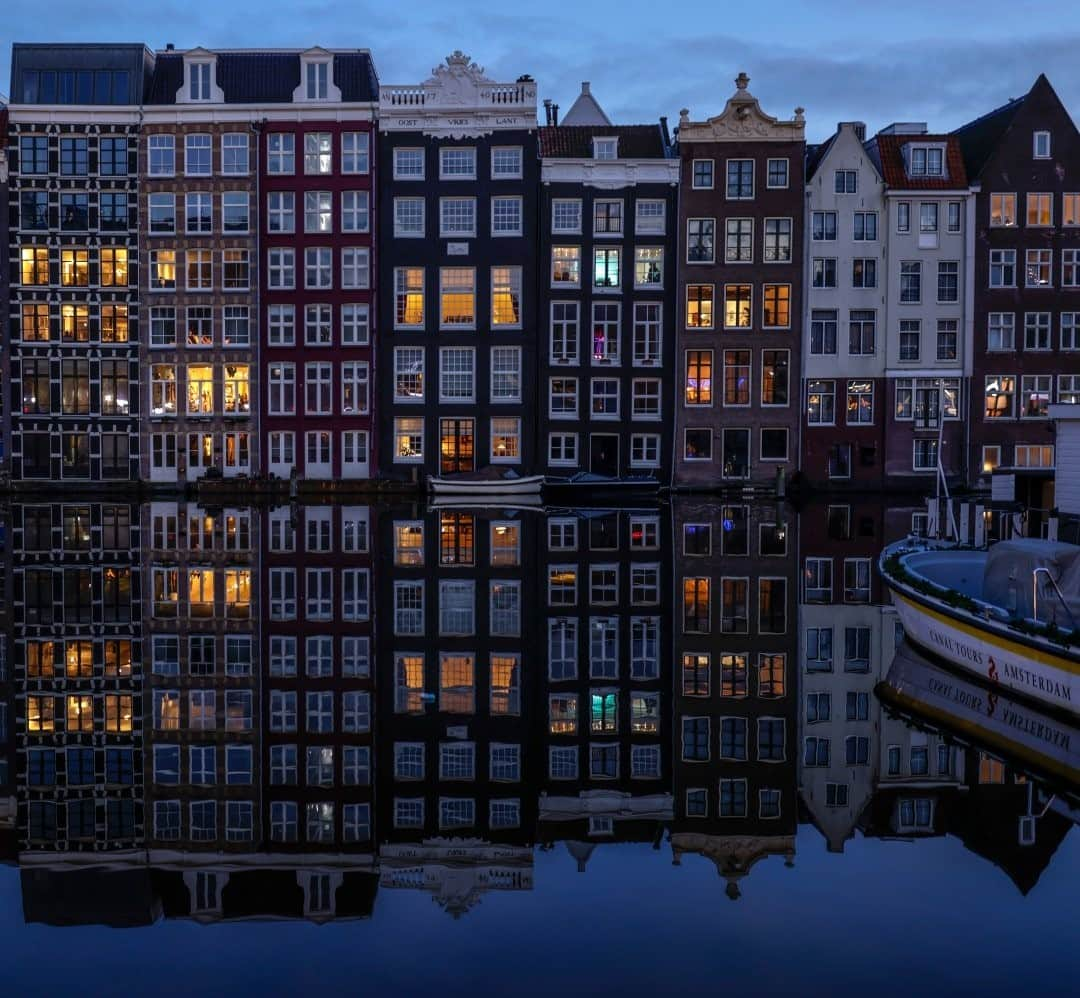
4,0 -> 1080,141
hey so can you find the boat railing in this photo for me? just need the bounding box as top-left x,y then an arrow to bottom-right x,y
1032,567 -> 1080,632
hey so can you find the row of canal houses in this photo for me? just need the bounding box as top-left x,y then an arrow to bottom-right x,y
2,44 -> 1079,491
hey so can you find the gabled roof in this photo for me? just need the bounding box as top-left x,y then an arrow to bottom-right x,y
868,132 -> 968,190
560,82 -> 611,126
952,93 -> 1027,180
805,135 -> 836,180
145,50 -> 377,105
539,123 -> 668,159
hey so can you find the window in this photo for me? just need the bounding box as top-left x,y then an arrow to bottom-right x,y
341,247 -> 369,289
896,201 -> 911,232
593,248 -> 621,289
767,158 -> 789,188
1034,131 -> 1051,159
685,350 -> 713,406
807,379 -> 835,425
1065,194 -> 1080,226
440,267 -> 476,327
990,249 -> 1016,288
726,217 -> 753,261
634,247 -> 664,288
948,202 -> 962,232
686,285 -> 714,329
692,159 -> 714,188
913,438 -> 939,471
937,261 -> 959,302
60,136 -> 88,175
686,218 -> 715,263
305,247 -> 332,289
440,146 -> 476,179
724,284 -> 752,328
491,418 -> 521,463
900,261 -> 921,303
1026,249 -> 1052,287
763,218 -> 792,262
909,145 -> 943,176
492,145 -> 522,178
984,376 -> 1015,419
593,137 -> 617,160
440,196 -> 476,237
812,258 -> 836,288
684,428 -> 712,461
492,195 -> 522,236
937,320 -> 958,361
492,266 -> 522,327
763,284 -> 790,328
304,132 -> 332,174
853,211 -> 877,240
990,193 -> 1016,227
1021,375 -> 1052,418
591,378 -> 619,418
726,158 -> 753,199
1025,312 -> 1051,350
723,350 -> 750,406
183,133 -> 211,176
552,199 -> 582,233
61,248 -> 89,287
812,211 -> 837,241
594,199 -> 623,235
847,380 -> 873,424
987,312 -> 1015,352
1064,250 -> 1080,288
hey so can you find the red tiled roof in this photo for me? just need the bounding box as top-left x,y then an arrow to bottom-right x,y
539,124 -> 667,159
872,133 -> 968,189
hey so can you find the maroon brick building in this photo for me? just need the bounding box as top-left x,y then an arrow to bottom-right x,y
260,50 -> 379,481
673,74 -> 805,489
954,75 -> 1080,499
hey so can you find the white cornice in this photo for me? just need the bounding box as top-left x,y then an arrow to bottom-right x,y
8,106 -> 141,123
541,158 -> 679,188
141,104 -> 375,124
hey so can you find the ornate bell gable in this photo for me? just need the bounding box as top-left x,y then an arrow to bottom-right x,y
678,72 -> 805,142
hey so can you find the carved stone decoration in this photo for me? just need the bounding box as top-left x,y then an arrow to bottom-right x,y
425,51 -> 495,106
679,70 -> 805,143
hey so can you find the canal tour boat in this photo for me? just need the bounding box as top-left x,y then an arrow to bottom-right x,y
877,641 -> 1080,795
879,537 -> 1080,717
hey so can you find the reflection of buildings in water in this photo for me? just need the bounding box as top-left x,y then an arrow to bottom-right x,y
1,504 -> 13,851
796,498 -> 961,851
380,840 -> 532,918
143,502 -> 261,853
670,499 -> 799,895
539,508 -> 674,856
670,833 -> 796,900
13,501 -> 143,852
797,497 -> 1075,892
374,503 -> 539,863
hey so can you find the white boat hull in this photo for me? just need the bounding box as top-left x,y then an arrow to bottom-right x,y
889,589 -> 1078,716
880,642 -> 1080,786
427,475 -> 543,496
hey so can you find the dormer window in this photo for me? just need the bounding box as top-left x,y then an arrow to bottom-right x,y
306,61 -> 329,100
909,146 -> 943,177
593,137 -> 618,160
1034,131 -> 1051,159
189,62 -> 211,101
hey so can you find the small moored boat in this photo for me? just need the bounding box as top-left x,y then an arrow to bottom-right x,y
427,467 -> 544,496
880,537 -> 1080,716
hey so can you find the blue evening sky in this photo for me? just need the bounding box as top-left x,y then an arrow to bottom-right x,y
3,0 -> 1080,141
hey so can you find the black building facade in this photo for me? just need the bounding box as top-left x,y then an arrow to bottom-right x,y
537,100 -> 679,484
7,45 -> 149,483
376,53 -> 539,483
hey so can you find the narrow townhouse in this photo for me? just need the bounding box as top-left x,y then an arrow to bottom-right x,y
537,85 -> 679,484
673,74 -> 805,489
377,52 -> 539,485
954,75 -> 1080,501
802,122 -> 889,487
7,45 -> 145,483
259,48 -> 379,482
866,125 -> 972,487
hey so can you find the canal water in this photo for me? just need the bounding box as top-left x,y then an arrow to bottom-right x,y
0,496 -> 1076,996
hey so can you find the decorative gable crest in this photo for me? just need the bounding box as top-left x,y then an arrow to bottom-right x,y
424,50 -> 495,106
678,72 -> 805,142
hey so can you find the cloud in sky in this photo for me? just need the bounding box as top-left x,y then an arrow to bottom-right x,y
3,0 -> 1079,141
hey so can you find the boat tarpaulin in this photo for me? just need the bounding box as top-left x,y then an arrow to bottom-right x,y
982,539 -> 1080,627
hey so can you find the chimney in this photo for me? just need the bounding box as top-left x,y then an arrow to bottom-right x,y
552,103 -> 559,126
659,115 -> 671,148
839,120 -> 866,142
543,99 -> 553,126
581,81 -> 590,95
165,42 -> 175,51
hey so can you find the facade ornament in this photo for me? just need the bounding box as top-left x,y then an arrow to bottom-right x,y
735,72 -> 750,91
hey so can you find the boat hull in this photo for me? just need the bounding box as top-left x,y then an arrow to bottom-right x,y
888,588 -> 1078,716
877,641 -> 1080,790
427,475 -> 543,496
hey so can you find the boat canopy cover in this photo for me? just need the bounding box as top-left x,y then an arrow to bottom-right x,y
983,539 -> 1080,626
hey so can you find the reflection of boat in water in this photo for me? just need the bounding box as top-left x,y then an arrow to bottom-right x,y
876,641 -> 1080,799
880,538 -> 1080,716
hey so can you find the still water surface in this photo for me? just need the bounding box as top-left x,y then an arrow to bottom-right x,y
1,496 -> 1076,996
